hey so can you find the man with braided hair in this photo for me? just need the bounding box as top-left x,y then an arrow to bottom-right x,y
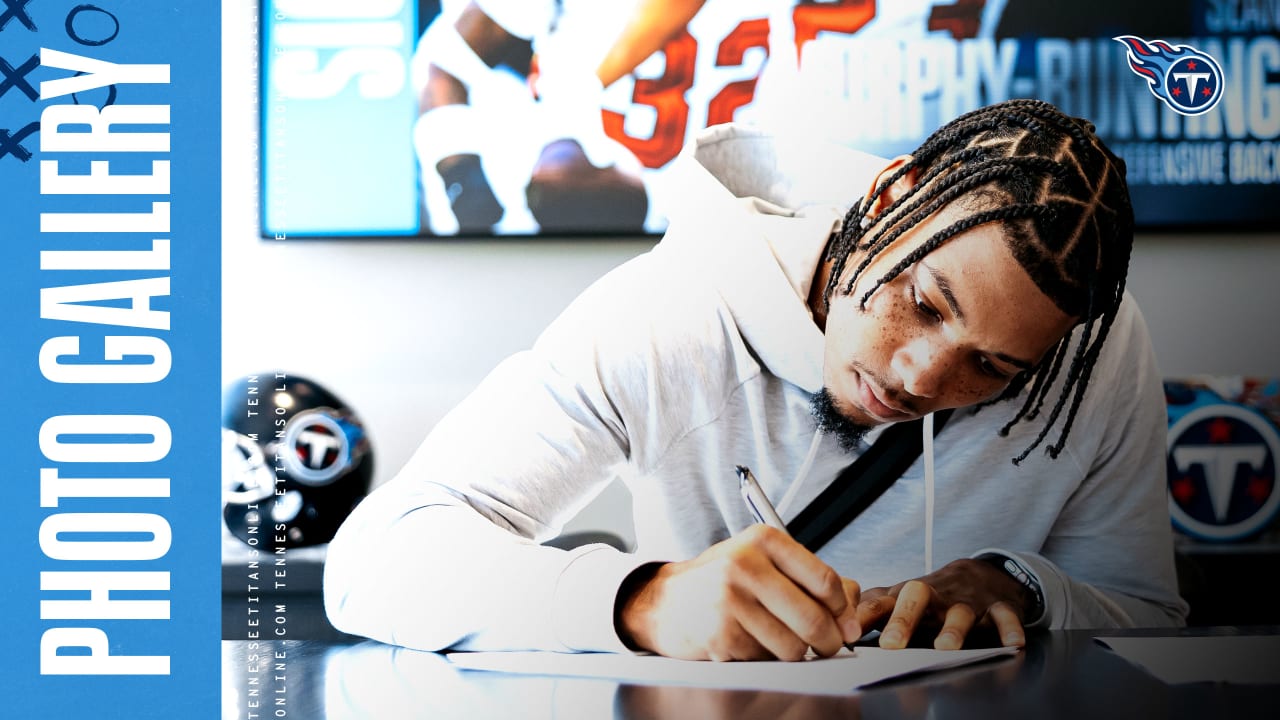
326,99 -> 1188,660
817,98 -> 1135,466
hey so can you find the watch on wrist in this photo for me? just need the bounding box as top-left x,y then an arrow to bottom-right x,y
978,553 -> 1045,622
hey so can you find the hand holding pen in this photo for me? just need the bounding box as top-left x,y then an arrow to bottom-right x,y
737,465 -> 864,653
738,466 -> 1032,652
614,466 -> 862,661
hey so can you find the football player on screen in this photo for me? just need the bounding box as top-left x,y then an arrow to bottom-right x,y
410,0 -> 704,235
411,0 -> 1008,236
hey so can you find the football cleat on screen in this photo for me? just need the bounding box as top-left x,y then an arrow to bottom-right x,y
222,373 -> 373,549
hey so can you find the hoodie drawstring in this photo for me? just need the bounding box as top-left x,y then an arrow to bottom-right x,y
923,412 -> 936,575
776,428 -> 824,518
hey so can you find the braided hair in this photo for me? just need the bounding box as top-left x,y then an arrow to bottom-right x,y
821,99 -> 1135,464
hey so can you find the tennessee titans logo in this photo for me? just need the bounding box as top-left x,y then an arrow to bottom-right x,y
1167,399 -> 1280,542
1114,35 -> 1224,117
280,409 -> 362,486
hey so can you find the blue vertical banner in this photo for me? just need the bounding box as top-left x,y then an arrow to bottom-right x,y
0,1 -> 220,718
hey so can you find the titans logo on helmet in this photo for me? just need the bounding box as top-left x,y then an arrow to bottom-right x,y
1114,35 -> 1224,117
281,408 -> 363,486
1166,388 -> 1280,542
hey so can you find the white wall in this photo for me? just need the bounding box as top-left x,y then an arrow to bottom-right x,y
222,2 -> 1280,542
1128,233 -> 1280,378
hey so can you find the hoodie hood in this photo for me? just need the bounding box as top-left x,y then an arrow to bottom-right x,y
655,125 -> 891,394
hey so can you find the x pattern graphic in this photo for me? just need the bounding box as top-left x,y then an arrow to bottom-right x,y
0,121 -> 39,162
1,53 -> 39,101
0,0 -> 36,33
1,0 -> 41,162
0,51 -> 41,162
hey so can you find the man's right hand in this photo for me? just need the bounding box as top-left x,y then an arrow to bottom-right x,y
615,525 -> 862,661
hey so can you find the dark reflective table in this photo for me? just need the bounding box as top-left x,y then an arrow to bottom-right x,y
221,626 -> 1279,719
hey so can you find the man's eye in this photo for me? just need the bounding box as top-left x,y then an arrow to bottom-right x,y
978,356 -> 1012,380
912,286 -> 941,322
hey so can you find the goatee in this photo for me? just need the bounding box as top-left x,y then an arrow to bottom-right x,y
810,387 -> 872,452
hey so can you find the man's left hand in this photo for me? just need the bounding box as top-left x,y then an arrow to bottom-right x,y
856,558 -> 1031,651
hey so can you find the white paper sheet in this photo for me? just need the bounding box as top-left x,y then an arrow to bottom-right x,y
446,645 -> 1019,695
1095,636 -> 1280,685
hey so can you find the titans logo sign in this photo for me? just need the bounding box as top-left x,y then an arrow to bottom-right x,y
1167,385 -> 1280,542
1114,35 -> 1224,117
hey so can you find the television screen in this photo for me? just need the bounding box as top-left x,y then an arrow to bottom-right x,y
260,0 -> 1279,238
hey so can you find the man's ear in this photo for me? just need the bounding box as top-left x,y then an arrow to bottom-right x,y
863,155 -> 918,221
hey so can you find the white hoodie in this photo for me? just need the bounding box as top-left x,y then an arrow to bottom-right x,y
324,125 -> 1188,653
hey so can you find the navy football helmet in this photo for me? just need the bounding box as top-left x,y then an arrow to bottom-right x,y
222,373 -> 373,548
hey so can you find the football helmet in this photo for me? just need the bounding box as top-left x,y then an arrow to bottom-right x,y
222,373 -> 374,548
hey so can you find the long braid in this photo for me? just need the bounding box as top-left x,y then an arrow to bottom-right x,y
1013,311 -> 1096,464
825,99 -> 1135,463
1047,233 -> 1132,458
1001,333 -> 1069,431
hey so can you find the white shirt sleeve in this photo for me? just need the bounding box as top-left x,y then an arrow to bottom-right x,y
324,338 -> 659,651
324,251 -> 690,652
